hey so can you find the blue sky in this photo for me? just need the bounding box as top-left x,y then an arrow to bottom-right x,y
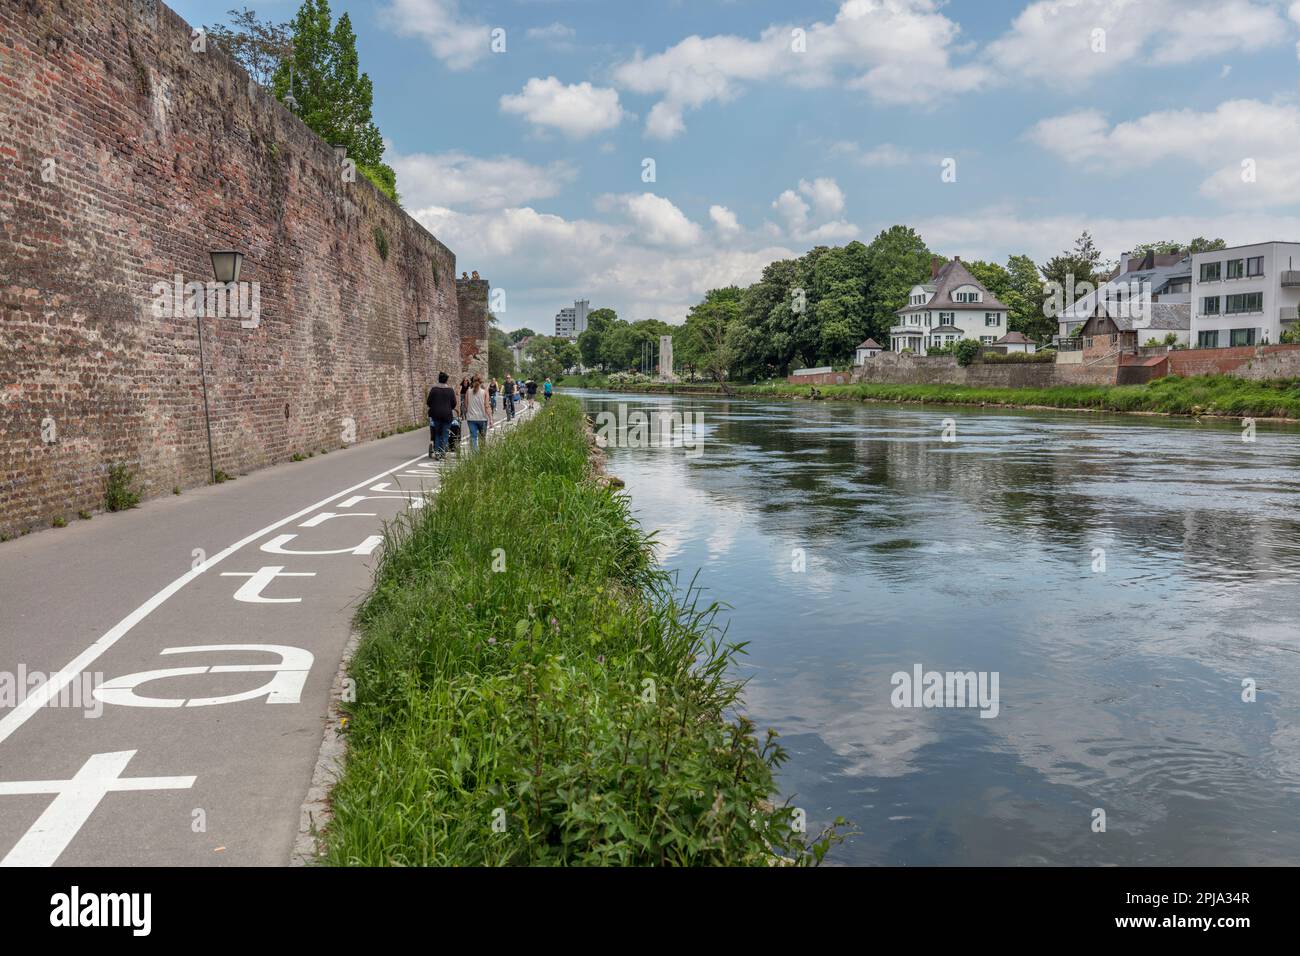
173,0 -> 1300,332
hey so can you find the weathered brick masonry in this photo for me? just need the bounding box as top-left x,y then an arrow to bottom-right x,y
0,0 -> 486,536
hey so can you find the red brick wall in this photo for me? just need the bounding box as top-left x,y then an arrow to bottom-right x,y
456,278 -> 489,378
1167,345 -> 1300,378
0,0 -> 480,536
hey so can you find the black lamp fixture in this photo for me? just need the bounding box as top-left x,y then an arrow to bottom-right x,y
209,250 -> 244,285
332,144 -> 348,164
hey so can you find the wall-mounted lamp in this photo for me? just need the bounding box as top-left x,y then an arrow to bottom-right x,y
332,144 -> 348,165
416,320 -> 430,339
209,250 -> 244,285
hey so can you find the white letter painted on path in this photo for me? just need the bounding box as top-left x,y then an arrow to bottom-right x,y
93,645 -> 313,708
260,533 -> 382,556
220,566 -> 317,603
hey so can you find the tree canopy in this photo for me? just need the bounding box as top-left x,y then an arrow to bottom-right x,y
265,1 -> 398,202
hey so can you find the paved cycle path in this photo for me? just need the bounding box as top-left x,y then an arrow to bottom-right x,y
0,413 -> 529,865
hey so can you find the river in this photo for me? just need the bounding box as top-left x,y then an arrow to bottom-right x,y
571,388 -> 1300,866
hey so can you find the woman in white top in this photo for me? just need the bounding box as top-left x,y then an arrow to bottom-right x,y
463,375 -> 492,452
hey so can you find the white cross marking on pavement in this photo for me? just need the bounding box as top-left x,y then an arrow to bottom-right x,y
0,751 -> 196,867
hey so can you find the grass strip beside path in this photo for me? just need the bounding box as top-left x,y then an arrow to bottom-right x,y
593,375 -> 1300,421
321,397 -> 839,865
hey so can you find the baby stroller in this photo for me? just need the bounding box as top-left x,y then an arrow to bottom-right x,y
428,418 -> 462,460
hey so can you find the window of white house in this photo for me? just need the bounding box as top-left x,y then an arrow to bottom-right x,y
985,313 -> 999,326
1247,256 -> 1264,277
1226,259 -> 1245,280
1230,327 -> 1257,347
940,312 -> 955,323
1202,296 -> 1220,315
1198,330 -> 1220,348
1200,262 -> 1221,281
953,290 -> 981,303
1225,292 -> 1263,314
981,336 -> 994,345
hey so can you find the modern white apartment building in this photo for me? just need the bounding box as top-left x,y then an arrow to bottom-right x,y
554,299 -> 591,339
1190,242 -> 1300,348
890,257 -> 1009,354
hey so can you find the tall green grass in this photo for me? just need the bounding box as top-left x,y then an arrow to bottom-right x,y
745,375 -> 1300,419
321,398 -> 840,865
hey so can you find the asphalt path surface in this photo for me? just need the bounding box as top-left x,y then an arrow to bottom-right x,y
0,409 -> 532,865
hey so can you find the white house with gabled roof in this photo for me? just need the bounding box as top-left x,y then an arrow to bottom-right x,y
890,257 -> 1009,355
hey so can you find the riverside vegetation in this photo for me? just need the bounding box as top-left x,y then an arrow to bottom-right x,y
321,397 -> 844,865
600,375 -> 1300,421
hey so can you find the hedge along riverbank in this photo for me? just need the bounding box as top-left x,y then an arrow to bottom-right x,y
592,376 -> 1300,422
321,397 -> 841,865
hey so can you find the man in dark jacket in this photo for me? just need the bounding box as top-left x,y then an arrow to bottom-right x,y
426,372 -> 458,460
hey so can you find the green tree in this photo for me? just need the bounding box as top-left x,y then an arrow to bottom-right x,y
733,258 -> 801,378
682,287 -> 740,382
577,308 -> 617,370
508,327 -> 536,344
1282,308 -> 1300,344
522,336 -> 580,381
862,226 -> 935,345
1005,254 -> 1052,341
1040,231 -> 1104,328
809,242 -> 871,363
1130,237 -> 1226,257
488,327 -> 513,378
206,7 -> 292,86
271,1 -> 398,202
965,260 -> 1012,303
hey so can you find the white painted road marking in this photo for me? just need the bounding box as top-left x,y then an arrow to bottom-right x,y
221,566 -> 317,603
259,533 -> 383,556
298,511 -> 377,528
0,751 -> 196,867
0,453 -> 427,746
93,645 -> 314,708
0,409 -> 534,865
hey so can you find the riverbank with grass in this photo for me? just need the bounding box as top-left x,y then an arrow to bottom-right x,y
320,397 -> 841,865
587,375 -> 1300,422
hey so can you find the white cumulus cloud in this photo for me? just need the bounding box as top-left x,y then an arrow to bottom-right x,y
612,0 -> 990,140
770,178 -> 857,242
380,0 -> 489,71
1026,100 -> 1300,208
987,0 -> 1288,84
499,76 -> 627,137
388,150 -> 575,210
710,205 -> 742,238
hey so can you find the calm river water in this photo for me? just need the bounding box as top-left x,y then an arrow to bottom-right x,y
573,388 -> 1300,866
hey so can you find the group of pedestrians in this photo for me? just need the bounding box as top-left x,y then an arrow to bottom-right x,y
424,372 -> 553,460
